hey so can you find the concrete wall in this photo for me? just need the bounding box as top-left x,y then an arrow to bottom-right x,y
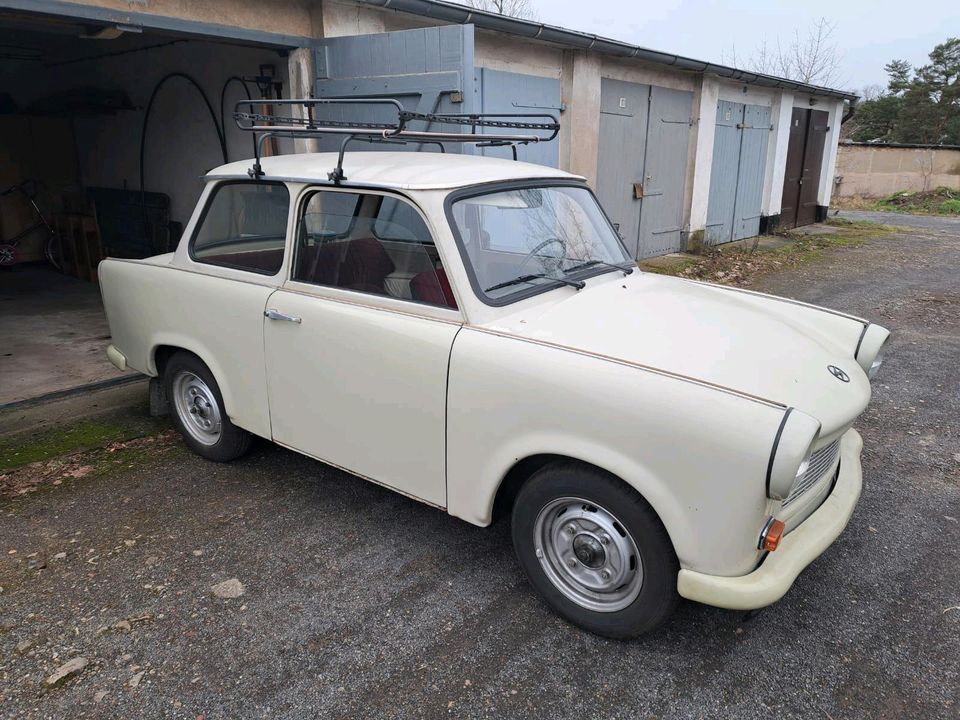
835,144 -> 960,198
56,0 -> 320,39
764,91 -> 794,216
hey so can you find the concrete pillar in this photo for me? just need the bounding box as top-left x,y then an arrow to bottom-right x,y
761,90 -> 794,229
560,50 -> 601,187
287,47 -> 319,153
817,99 -> 845,209
686,76 -> 719,245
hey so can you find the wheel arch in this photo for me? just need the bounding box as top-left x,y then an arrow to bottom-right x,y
486,450 -> 694,567
149,339 -> 237,421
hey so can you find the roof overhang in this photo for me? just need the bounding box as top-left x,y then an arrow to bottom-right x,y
359,0 -> 858,101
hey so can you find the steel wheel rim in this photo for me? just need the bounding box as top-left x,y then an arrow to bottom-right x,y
171,371 -> 222,446
533,496 -> 643,613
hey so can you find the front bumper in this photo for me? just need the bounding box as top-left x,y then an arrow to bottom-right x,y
676,428 -> 864,611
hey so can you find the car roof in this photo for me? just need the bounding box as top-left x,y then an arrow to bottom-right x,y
206,151 -> 583,190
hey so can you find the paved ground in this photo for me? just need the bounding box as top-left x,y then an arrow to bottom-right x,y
836,208 -> 960,232
0,265 -> 130,406
1,216 -> 958,719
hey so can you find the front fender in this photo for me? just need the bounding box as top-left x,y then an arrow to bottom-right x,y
465,429 -> 698,568
446,329 -> 788,577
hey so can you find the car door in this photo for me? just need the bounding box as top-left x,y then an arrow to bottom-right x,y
263,188 -> 461,507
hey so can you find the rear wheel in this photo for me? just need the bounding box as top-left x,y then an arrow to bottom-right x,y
512,462 -> 679,638
165,352 -> 251,462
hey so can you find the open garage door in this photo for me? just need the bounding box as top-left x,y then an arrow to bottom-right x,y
474,67 -> 561,167
705,101 -> 771,245
312,26 -> 476,153
311,25 -> 561,168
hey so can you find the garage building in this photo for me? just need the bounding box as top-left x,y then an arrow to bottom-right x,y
0,0 -> 856,403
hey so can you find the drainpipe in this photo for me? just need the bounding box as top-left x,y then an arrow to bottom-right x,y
841,98 -> 858,124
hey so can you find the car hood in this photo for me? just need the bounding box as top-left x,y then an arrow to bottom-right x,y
487,271 -> 871,435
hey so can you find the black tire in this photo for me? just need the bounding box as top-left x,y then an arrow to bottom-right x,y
164,351 -> 252,462
511,462 -> 679,639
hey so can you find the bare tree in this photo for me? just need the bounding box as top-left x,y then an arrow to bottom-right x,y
723,18 -> 845,88
457,0 -> 538,21
860,84 -> 885,102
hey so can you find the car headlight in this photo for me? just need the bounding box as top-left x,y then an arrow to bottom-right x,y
855,324 -> 890,380
766,409 -> 821,501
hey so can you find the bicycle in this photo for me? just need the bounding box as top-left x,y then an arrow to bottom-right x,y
0,179 -> 61,270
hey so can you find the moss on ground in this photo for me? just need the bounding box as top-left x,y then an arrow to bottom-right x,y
0,417 -> 169,472
0,430 -> 181,502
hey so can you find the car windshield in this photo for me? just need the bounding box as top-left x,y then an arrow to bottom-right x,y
449,185 -> 633,304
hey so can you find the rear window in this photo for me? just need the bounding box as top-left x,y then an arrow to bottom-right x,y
191,182 -> 289,275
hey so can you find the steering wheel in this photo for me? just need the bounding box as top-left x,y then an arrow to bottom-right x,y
518,237 -> 567,275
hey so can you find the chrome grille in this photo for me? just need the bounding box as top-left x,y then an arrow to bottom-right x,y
782,439 -> 841,508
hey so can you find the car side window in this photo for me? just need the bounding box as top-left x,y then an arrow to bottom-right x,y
191,182 -> 289,275
293,190 -> 457,310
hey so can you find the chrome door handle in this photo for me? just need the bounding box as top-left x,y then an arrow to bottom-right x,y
264,308 -> 301,324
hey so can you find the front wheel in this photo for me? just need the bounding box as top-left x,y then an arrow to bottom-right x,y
512,462 -> 679,639
165,352 -> 251,462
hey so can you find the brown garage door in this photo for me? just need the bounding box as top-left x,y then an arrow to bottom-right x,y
780,108 -> 828,229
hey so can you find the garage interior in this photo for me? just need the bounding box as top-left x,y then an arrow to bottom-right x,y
0,8 -> 295,405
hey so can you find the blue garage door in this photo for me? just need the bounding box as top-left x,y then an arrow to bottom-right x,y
705,101 -> 771,245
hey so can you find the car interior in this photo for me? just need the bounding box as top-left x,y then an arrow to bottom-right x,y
294,190 -> 457,309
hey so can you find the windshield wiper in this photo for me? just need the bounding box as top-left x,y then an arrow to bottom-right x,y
485,272 -> 586,293
562,259 -> 635,276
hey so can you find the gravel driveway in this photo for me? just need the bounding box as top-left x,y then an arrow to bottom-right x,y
1,216 -> 958,719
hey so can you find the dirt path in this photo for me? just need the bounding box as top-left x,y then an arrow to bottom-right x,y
1,219 -> 957,719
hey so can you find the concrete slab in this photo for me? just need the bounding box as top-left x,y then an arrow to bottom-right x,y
786,223 -> 841,236
721,234 -> 798,250
0,265 -> 132,405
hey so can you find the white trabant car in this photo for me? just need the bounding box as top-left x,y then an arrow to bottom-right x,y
100,150 -> 888,638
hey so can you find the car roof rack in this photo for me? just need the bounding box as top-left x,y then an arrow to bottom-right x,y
233,98 -> 559,184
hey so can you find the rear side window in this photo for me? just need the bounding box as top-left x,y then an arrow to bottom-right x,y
191,182 -> 289,275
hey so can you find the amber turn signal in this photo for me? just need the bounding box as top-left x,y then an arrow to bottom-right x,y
761,519 -> 786,552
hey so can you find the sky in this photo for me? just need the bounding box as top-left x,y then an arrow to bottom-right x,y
524,0 -> 959,92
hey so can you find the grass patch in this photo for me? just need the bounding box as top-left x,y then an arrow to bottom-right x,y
872,187 -> 960,216
642,220 -> 892,286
